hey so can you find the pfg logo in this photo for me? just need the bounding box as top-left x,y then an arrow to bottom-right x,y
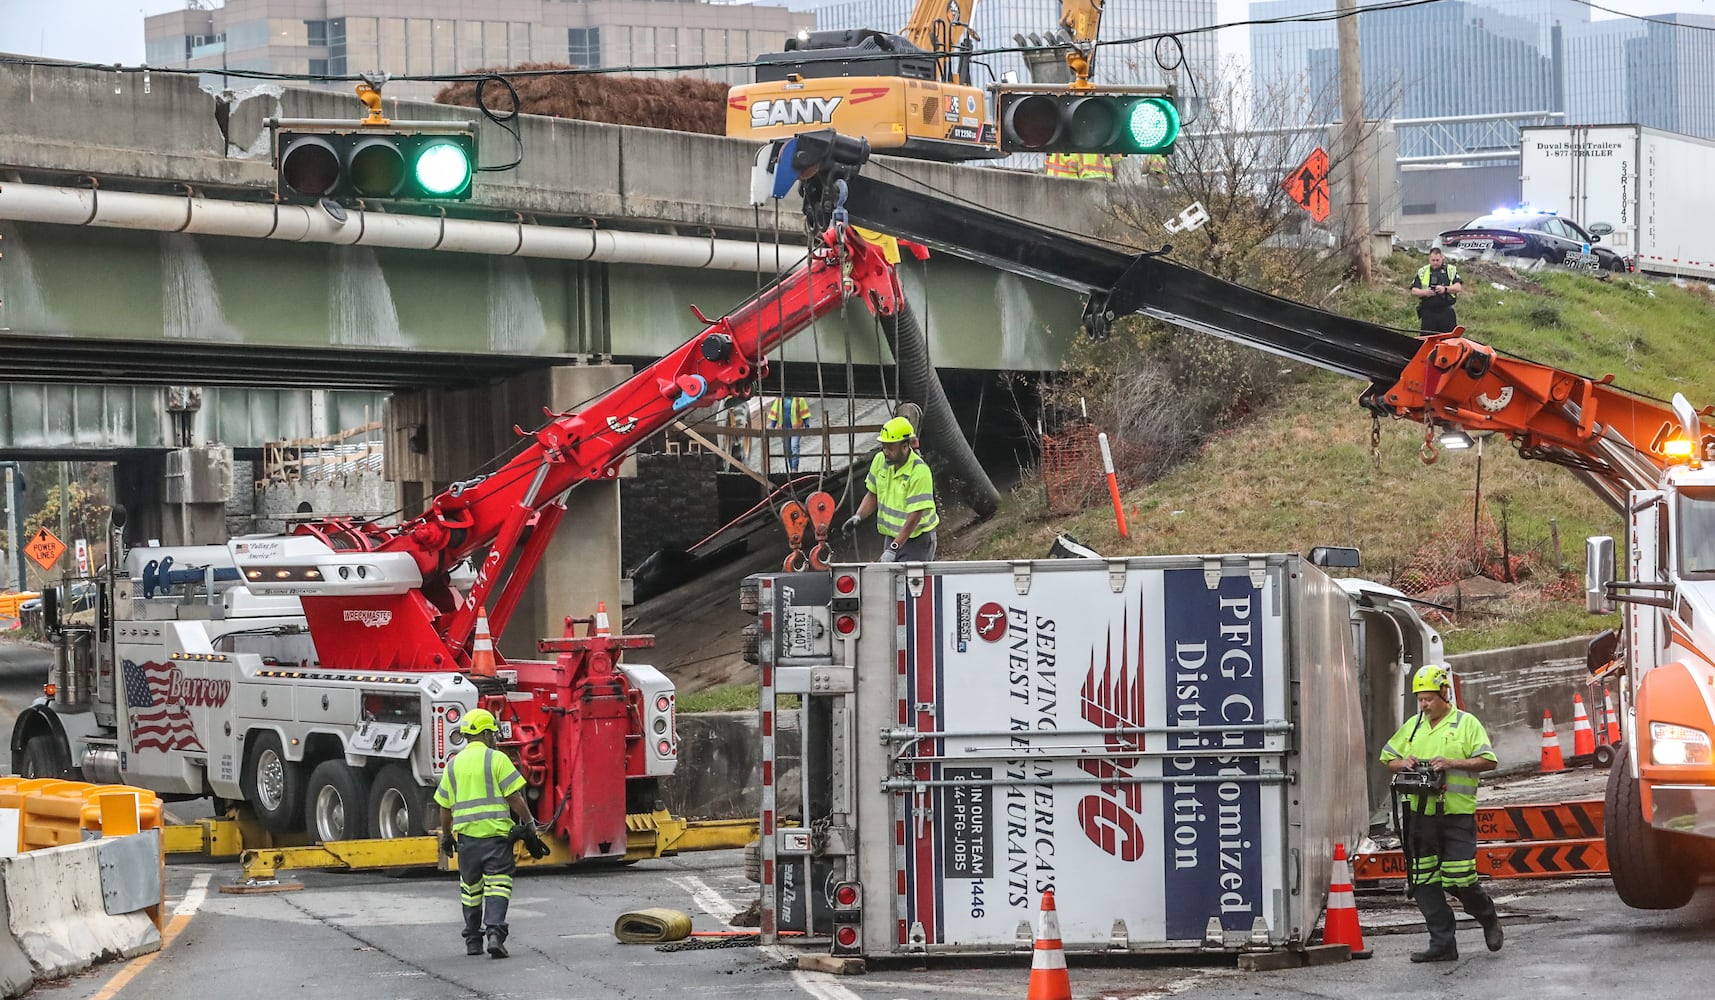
343,609 -> 393,628
974,602 -> 1006,643
750,96 -> 843,128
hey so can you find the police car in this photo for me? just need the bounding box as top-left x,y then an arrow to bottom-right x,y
1438,209 -> 1632,273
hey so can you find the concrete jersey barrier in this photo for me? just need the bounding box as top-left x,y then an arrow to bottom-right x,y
0,831 -> 162,991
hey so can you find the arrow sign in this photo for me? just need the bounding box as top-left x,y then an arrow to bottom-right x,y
1283,146 -> 1331,224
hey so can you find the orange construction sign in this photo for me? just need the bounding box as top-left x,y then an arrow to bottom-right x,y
23,527 -> 65,572
1283,147 -> 1331,223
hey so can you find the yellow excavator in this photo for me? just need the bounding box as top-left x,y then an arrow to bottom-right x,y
726,0 -> 1107,162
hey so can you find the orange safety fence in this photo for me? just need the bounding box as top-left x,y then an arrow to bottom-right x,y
1353,799 -> 1608,881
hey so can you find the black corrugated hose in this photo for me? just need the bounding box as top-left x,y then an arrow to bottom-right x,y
878,298 -> 1000,518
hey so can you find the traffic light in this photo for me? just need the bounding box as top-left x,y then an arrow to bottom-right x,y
997,86 -> 1179,156
274,125 -> 477,202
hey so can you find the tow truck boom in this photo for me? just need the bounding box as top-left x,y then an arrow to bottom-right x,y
253,224 -> 901,673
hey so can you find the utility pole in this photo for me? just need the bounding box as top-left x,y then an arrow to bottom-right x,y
1336,0 -> 1372,282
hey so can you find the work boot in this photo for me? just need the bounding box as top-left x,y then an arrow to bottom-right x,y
486,930 -> 509,959
465,938 -> 484,957
1410,947 -> 1458,963
1481,917 -> 1504,952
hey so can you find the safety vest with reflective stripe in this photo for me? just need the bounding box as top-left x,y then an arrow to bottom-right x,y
434,743 -> 526,837
1075,153 -> 1115,180
865,450 -> 938,539
767,396 -> 812,429
1044,153 -> 1080,177
1378,709 -> 1496,815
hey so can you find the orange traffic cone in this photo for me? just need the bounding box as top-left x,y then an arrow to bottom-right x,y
593,601 -> 612,638
1571,693 -> 1597,757
1603,687 -> 1622,745
1027,890 -> 1072,1000
470,606 -> 497,678
1539,710 -> 1566,773
1322,843 -> 1371,959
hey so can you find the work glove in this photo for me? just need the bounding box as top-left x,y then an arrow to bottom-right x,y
440,831 -> 457,856
841,514 -> 862,535
879,546 -> 900,564
520,823 -> 551,860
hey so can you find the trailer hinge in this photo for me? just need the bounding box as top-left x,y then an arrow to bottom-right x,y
905,566 -> 926,599
906,921 -> 928,953
1108,919 -> 1130,951
1246,917 -> 1272,950
1203,558 -> 1222,590
1107,559 -> 1127,593
1249,556 -> 1267,589
1014,921 -> 1034,952
1012,561 -> 1033,596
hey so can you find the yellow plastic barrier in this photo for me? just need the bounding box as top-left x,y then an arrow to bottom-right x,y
0,779 -> 165,852
0,593 -> 39,619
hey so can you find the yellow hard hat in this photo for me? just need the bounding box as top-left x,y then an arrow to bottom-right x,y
1411,665 -> 1451,695
460,707 -> 499,736
878,416 -> 915,443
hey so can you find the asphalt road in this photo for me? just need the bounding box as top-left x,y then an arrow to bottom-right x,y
47,847 -> 1715,1000
0,639 -> 50,759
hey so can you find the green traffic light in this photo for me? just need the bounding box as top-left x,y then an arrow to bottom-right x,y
1124,97 -> 1180,153
415,141 -> 473,197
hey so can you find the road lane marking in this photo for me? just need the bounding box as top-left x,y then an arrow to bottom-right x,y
673,873 -> 865,1000
89,871 -> 211,1000
668,874 -> 739,922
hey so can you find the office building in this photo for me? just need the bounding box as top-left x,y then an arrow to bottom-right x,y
144,0 -> 813,100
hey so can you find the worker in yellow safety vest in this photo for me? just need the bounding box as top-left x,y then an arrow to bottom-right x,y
436,708 -> 550,958
766,395 -> 814,473
1379,665 -> 1503,963
841,415 -> 939,562
1044,152 -> 1116,180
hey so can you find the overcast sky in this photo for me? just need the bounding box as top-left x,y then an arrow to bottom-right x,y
0,0 -> 1708,68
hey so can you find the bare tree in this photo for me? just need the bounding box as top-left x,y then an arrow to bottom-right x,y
1035,66 -> 1401,509
1104,65 -> 1397,294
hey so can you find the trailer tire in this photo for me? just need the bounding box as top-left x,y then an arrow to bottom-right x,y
306,760 -> 372,843
242,732 -> 304,835
741,622 -> 762,665
743,838 -> 761,883
1606,746 -> 1698,909
368,763 -> 432,840
739,576 -> 761,616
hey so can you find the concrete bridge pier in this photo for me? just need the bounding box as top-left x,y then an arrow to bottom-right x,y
113,445 -> 234,547
386,365 -> 633,661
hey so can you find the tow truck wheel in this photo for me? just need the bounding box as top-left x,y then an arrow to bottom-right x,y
306,760 -> 372,843
18,731 -> 73,780
368,763 -> 430,839
242,732 -> 304,835
1606,746 -> 1698,909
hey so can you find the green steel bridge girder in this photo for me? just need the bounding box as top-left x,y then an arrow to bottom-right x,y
0,220 -> 1085,452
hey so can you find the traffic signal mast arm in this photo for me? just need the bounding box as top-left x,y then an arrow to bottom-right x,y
285,224 -> 901,671
785,131 -> 1697,512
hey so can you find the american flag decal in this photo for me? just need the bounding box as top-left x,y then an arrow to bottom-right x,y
123,659 -> 206,754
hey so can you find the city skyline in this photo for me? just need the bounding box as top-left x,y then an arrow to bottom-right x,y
2,0 -> 1711,78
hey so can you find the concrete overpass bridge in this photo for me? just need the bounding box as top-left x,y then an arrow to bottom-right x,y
0,59 -> 1115,455
0,57 -> 1124,649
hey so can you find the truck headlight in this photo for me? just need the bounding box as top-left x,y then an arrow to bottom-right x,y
1650,722 -> 1713,765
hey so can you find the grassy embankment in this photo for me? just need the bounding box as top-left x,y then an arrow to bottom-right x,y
679,254 -> 1715,710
